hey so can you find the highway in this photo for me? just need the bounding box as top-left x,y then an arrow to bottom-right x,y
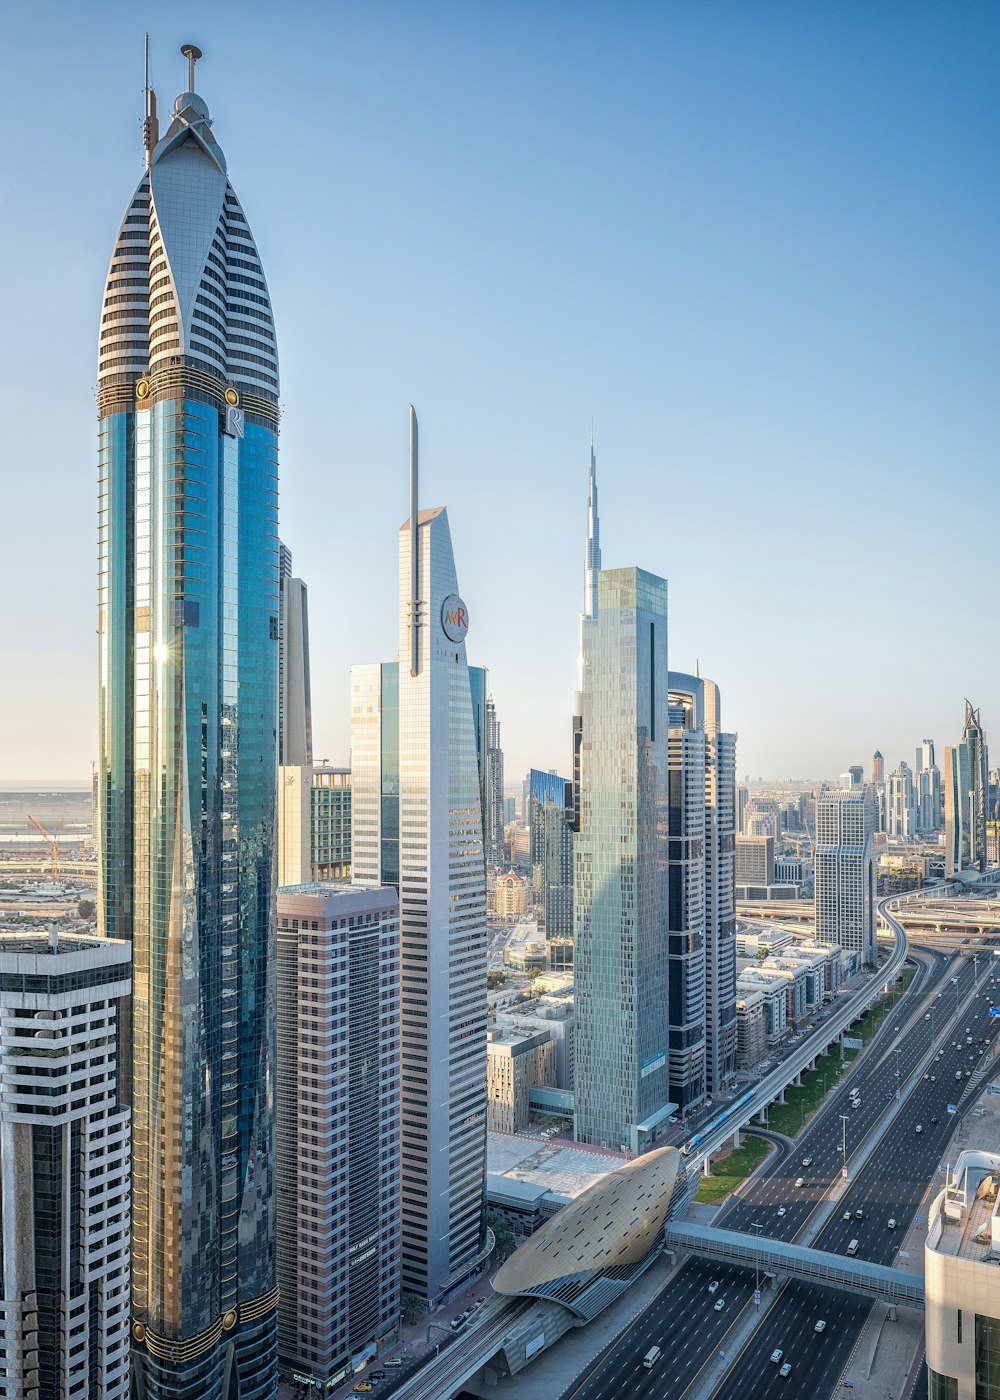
567,937 -> 996,1400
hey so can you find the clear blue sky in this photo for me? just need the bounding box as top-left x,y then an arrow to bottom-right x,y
3,0 -> 999,786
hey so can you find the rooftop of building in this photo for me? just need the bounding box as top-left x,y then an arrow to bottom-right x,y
487,1131 -> 627,1206
930,1149 -> 1000,1264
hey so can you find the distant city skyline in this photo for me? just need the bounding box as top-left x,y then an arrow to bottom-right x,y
4,2 -> 1000,785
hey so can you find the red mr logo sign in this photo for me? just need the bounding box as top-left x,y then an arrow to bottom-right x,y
440,594 -> 470,643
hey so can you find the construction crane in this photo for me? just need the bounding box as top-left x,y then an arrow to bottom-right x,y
27,815 -> 61,879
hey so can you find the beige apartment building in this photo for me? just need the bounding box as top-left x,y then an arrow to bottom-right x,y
487,1028 -> 557,1133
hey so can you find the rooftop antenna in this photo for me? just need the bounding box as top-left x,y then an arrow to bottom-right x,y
142,33 -> 159,165
408,405 -> 421,677
49,922 -> 58,955
181,42 -> 203,92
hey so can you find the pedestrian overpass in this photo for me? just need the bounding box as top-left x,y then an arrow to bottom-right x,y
664,1220 -> 925,1308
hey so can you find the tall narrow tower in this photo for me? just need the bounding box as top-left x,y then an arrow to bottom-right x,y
583,435 -> 601,622
395,414 -> 488,1302
97,44 -> 279,1399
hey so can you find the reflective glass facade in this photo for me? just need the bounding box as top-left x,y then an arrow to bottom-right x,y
574,568 -> 671,1153
97,70 -> 279,1400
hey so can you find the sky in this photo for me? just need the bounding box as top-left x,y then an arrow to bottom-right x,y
2,0 -> 999,787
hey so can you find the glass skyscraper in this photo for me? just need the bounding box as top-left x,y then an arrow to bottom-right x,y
574,567 -> 673,1153
97,48 -> 278,1399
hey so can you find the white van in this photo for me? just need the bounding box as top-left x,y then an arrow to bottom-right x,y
846,1238 -> 860,1256
643,1346 -> 662,1369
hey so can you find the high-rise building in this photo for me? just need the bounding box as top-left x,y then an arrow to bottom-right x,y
484,695 -> 506,868
278,541 -> 312,767
847,764 -> 864,787
275,883 -> 400,1388
963,701 -> 989,871
814,786 -> 877,962
915,740 -> 942,834
665,686 -> 707,1110
351,411 -> 488,1303
668,674 -> 737,1094
350,662 -> 400,891
570,439 -> 603,835
574,568 -> 672,1153
527,768 -> 574,943
945,742 -> 972,878
871,750 -> 884,784
886,761 -> 916,840
311,765 -> 352,879
277,763 -> 312,886
0,933 -> 132,1399
97,47 -> 279,1397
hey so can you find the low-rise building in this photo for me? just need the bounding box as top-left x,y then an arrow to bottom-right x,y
311,765 -> 351,880
735,968 -> 788,1041
487,1027 -> 558,1133
493,1000 -> 575,1090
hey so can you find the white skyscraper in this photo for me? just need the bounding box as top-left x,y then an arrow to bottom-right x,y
814,785 -> 877,961
886,761 -> 916,840
0,934 -> 132,1398
351,410 -> 488,1304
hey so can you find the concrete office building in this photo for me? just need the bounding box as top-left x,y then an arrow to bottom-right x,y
735,990 -> 768,1069
574,568 -> 673,1153
311,765 -> 352,879
735,835 -> 775,888
814,785 -> 877,962
528,768 -> 574,944
0,934 -> 131,1400
97,45 -> 279,1396
665,685 -> 708,1111
276,883 -> 400,1389
351,413 -> 488,1303
925,1149 -> 1000,1400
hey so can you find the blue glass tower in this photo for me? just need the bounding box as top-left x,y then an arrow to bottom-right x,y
97,44 -> 279,1399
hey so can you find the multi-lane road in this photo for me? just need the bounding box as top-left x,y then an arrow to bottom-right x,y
569,941 -> 1000,1400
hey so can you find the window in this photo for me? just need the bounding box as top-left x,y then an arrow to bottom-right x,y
928,1371 -> 957,1400
976,1314 -> 1000,1399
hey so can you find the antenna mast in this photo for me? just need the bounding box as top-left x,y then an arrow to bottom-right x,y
142,33 -> 159,165
409,406 -> 421,677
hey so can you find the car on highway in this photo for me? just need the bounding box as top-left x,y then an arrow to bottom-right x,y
888,1218 -> 897,1229
843,1210 -> 852,1220
916,1124 -> 923,1133
714,1298 -> 726,1311
932,1116 -> 940,1124
814,1319 -> 827,1333
353,1387 -> 372,1395
777,1206 -> 786,1217
770,1349 -> 783,1364
708,1280 -> 719,1294
855,1209 -> 864,1220
801,1156 -> 813,1167
779,1361 -> 793,1377
795,1177 -> 805,1188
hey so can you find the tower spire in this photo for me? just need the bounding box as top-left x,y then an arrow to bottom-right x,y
408,405 -> 421,677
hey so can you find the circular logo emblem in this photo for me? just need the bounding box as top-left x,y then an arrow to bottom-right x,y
441,594 -> 469,643
222,1309 -> 238,1331
224,388 -> 240,406
135,380 -> 150,400
132,1322 -> 146,1342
